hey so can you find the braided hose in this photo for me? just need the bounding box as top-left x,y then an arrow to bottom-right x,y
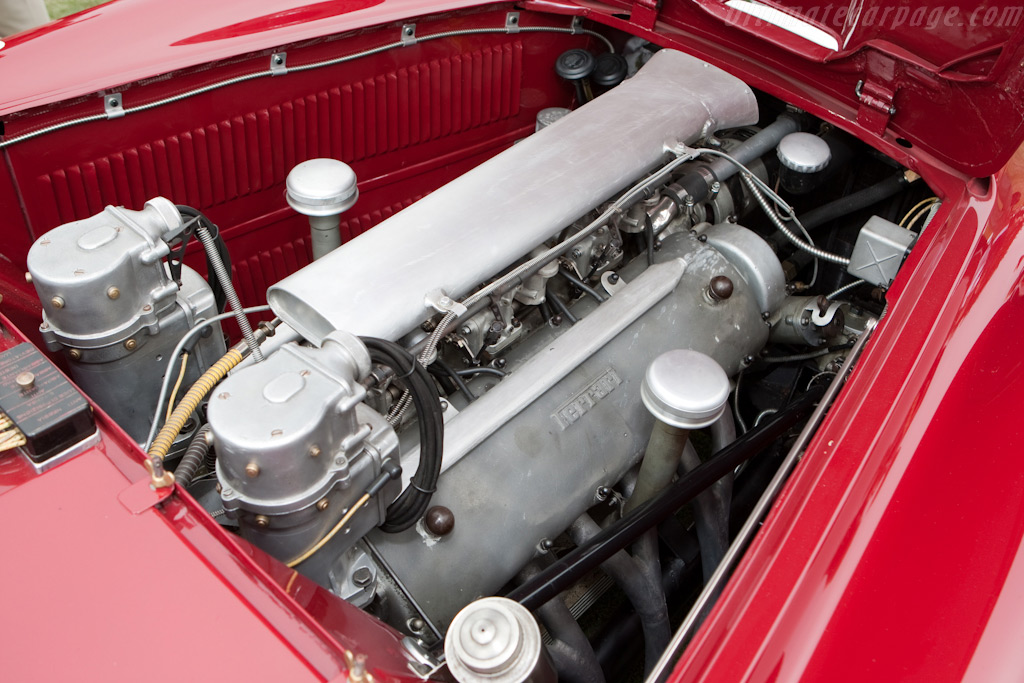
740,174 -> 851,266
148,348 -> 244,465
195,225 -> 264,362
388,310 -> 457,425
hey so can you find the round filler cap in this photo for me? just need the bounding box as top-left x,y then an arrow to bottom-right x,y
555,48 -> 596,81
445,597 -> 543,682
592,53 -> 627,88
777,132 -> 831,174
641,349 -> 729,429
286,158 -> 358,217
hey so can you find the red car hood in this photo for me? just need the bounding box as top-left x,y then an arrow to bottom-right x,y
537,0 -> 1024,178
2,0 -> 1023,176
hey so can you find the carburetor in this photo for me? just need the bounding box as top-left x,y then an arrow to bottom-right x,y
208,331 -> 399,596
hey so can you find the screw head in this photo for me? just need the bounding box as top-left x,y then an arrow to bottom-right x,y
309,445 -> 322,458
439,399 -> 449,411
106,286 -> 120,300
460,326 -> 472,336
608,272 -> 620,284
407,618 -> 425,633
68,348 -> 82,361
24,272 -> 32,284
15,372 -> 35,391
50,296 -> 65,309
254,515 -> 270,528
245,462 -> 260,478
123,338 -> 137,351
316,498 -> 329,511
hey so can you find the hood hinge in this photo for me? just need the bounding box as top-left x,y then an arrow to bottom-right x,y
855,54 -> 899,136
630,0 -> 661,29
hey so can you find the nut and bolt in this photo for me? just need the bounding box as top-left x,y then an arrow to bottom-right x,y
254,515 -> 270,528
123,338 -> 137,351
50,296 -> 65,309
316,498 -> 330,511
571,247 -> 584,259
459,325 -> 472,336
106,286 -> 120,300
309,445 -> 322,458
743,355 -> 755,365
245,462 -> 260,478
352,567 -> 373,587
407,618 -> 425,633
608,272 -> 620,284
596,485 -> 612,501
439,399 -> 449,411
492,358 -> 507,369
816,295 -> 830,316
24,272 -> 32,284
68,349 -> 82,361
551,314 -> 563,327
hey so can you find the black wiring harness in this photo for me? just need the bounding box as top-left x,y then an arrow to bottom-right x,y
360,337 -> 445,533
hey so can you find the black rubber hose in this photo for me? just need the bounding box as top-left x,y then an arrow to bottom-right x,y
570,515 -> 670,676
644,214 -> 656,266
548,291 -> 578,325
455,367 -> 507,378
801,172 -> 909,231
505,385 -> 824,610
173,424 -> 211,488
519,561 -> 606,683
433,357 -> 476,402
361,337 -> 444,532
560,268 -> 607,303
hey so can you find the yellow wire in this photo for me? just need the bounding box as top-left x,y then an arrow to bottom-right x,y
166,352 -> 189,422
899,197 -> 938,227
904,202 -> 940,232
286,494 -> 370,567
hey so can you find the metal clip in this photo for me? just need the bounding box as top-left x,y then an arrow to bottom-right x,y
401,23 -> 417,46
505,12 -> 521,32
424,289 -> 468,317
103,93 -> 124,120
570,16 -> 583,34
270,52 -> 287,75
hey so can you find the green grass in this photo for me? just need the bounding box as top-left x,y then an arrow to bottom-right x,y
45,0 -> 109,20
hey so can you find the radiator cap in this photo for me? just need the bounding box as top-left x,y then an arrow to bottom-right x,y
641,349 -> 729,429
777,132 -> 831,174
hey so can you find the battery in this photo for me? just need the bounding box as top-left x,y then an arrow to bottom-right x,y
0,343 -> 95,464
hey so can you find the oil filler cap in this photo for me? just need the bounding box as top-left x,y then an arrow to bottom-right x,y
286,158 -> 358,217
641,349 -> 729,429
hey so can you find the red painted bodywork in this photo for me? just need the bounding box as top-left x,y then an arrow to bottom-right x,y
1,0 -> 1023,681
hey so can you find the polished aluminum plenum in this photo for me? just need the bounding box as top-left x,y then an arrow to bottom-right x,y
267,48 -> 758,343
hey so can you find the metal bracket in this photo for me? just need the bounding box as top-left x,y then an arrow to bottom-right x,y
104,93 -> 124,120
570,16 -> 583,34
270,52 -> 287,75
505,12 -> 521,32
401,23 -> 417,46
601,271 -> 627,296
424,289 -> 468,317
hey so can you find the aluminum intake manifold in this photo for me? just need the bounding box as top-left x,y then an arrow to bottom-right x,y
267,48 -> 758,343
